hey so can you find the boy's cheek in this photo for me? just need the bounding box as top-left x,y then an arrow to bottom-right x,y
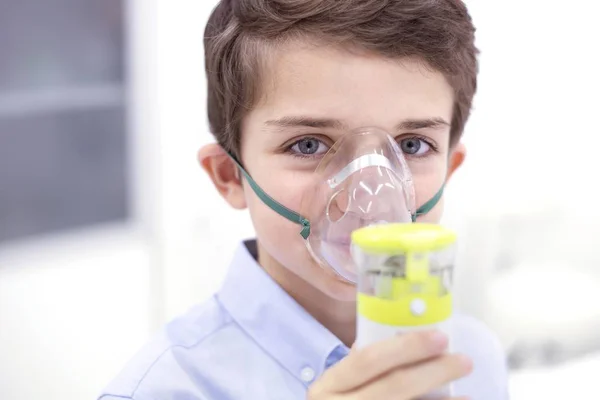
417,201 -> 444,224
247,193 -> 316,271
243,163 -> 311,208
244,183 -> 305,238
414,166 -> 447,198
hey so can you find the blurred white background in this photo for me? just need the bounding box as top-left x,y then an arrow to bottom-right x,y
0,0 -> 598,399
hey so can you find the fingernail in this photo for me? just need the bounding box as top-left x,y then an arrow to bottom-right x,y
458,354 -> 474,371
426,330 -> 448,349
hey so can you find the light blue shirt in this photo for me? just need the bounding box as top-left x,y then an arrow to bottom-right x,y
99,240 -> 509,400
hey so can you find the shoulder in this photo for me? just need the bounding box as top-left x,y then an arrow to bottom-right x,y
453,313 -> 510,399
97,296 -> 234,400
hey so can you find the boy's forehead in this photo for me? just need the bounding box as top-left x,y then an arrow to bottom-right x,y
253,41 -> 454,128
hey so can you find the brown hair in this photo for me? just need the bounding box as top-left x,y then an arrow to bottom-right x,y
204,0 -> 479,158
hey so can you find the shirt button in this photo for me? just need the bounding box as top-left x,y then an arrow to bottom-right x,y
300,367 -> 316,383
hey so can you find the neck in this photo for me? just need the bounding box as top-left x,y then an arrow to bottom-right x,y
257,243 -> 357,348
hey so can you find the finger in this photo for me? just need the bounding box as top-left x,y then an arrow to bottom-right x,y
442,397 -> 470,400
360,353 -> 473,399
319,330 -> 449,393
445,397 -> 470,400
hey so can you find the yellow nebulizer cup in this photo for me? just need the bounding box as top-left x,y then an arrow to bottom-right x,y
351,223 -> 457,400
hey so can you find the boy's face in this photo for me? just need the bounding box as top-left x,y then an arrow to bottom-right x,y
202,41 -> 465,301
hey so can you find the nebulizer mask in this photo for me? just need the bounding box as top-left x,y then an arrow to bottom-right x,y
232,126 -> 456,398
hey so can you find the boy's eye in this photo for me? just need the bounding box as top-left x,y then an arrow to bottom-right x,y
399,137 -> 431,156
290,138 -> 329,156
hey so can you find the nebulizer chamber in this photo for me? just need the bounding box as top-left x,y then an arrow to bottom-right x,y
352,223 -> 457,399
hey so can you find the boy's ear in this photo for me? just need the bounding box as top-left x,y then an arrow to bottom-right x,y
197,144 -> 247,210
446,142 -> 466,181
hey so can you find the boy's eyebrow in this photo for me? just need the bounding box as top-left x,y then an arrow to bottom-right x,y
265,116 -> 347,130
395,117 -> 450,131
265,116 -> 450,131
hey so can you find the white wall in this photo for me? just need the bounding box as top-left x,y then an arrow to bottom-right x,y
1,1 -> 599,400
0,225 -> 151,400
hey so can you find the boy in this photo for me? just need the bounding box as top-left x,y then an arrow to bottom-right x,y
99,0 -> 509,399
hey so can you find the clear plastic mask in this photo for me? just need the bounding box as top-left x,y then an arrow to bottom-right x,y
229,126 -> 445,284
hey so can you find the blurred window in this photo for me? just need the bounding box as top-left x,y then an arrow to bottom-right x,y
0,0 -> 128,243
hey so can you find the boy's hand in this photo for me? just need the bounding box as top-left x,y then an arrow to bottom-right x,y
307,331 -> 472,400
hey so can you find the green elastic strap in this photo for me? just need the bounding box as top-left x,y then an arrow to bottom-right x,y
411,184 -> 445,222
229,152 -> 444,237
229,154 -> 312,239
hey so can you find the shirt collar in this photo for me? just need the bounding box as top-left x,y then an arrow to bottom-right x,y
217,240 -> 349,385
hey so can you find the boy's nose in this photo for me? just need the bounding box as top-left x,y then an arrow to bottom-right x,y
326,188 -> 351,223
327,182 -> 406,221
